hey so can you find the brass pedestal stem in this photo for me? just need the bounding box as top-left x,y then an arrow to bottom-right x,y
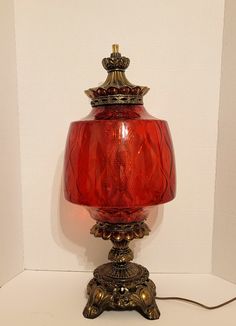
83,221 -> 160,320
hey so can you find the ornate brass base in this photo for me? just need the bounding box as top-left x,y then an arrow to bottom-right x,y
83,221 -> 160,320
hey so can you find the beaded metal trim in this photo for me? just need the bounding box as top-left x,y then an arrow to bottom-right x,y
91,94 -> 143,107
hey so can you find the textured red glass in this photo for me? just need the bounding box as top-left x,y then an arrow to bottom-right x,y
64,105 -> 176,223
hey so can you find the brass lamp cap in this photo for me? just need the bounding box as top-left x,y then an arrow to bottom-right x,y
85,44 -> 149,107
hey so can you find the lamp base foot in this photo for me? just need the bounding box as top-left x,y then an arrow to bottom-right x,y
83,262 -> 160,320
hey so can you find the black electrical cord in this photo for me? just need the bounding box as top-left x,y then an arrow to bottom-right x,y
155,296 -> 236,310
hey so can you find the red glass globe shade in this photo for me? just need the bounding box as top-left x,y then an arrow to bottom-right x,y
64,103 -> 176,223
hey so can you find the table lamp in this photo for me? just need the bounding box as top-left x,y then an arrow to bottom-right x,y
64,44 -> 176,320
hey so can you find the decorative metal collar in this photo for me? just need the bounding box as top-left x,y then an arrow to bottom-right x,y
85,44 -> 149,107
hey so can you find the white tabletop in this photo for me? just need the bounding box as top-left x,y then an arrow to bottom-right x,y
0,271 -> 235,326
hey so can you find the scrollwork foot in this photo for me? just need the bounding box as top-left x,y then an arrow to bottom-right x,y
130,280 -> 160,320
83,278 -> 111,319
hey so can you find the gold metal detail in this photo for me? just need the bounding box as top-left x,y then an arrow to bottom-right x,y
90,94 -> 143,107
112,44 -> 119,53
83,221 -> 160,320
85,45 -> 149,107
90,221 -> 150,241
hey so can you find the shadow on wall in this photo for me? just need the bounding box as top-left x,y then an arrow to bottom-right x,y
51,153 -> 164,271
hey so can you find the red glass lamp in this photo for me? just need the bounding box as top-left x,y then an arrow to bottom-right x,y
64,45 -> 176,319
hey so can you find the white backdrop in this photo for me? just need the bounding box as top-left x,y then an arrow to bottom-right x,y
14,0 -> 224,272
213,0 -> 236,284
0,0 -> 23,286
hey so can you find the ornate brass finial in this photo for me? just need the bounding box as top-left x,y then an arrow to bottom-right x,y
102,45 -> 130,72
85,45 -> 149,107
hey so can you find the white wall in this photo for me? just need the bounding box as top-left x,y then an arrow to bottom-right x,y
0,0 -> 23,286
14,0 -> 224,272
213,0 -> 236,283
